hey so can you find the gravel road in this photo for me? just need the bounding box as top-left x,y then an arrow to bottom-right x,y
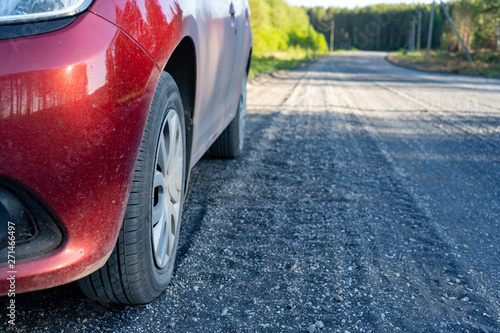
2,51 -> 499,332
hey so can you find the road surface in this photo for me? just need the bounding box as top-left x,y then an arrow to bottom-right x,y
2,52 -> 499,332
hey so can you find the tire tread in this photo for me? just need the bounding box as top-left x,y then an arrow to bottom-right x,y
78,73 -> 185,304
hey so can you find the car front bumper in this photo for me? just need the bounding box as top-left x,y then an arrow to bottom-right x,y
0,11 -> 159,294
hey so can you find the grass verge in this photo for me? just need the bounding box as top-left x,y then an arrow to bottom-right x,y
249,55 -> 308,78
388,51 -> 500,78
249,48 -> 349,78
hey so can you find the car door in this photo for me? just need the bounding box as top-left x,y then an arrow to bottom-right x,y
224,0 -> 248,121
191,0 -> 237,155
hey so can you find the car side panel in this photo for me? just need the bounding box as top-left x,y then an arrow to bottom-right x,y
188,0 -> 238,161
89,0 -> 182,70
224,0 -> 245,121
90,0 -> 248,169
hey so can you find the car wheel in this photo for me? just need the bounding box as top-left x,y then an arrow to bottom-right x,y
210,73 -> 247,158
78,72 -> 186,304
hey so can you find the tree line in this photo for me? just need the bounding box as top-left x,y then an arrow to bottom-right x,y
307,0 -> 499,52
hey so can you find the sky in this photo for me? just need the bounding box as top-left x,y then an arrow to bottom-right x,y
286,0 -> 435,9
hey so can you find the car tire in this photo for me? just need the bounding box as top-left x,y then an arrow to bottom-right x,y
78,72 -> 186,304
210,73 -> 247,158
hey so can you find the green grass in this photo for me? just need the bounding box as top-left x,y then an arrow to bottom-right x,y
249,49 -> 350,78
249,55 -> 308,78
389,50 -> 500,78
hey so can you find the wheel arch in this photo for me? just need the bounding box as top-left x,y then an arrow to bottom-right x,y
163,37 -> 197,176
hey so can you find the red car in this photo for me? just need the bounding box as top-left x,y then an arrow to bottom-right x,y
0,0 -> 252,304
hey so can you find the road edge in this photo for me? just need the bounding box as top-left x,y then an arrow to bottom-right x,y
248,56 -> 323,86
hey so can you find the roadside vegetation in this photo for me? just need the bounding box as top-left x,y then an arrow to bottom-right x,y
249,49 -> 309,78
249,0 -> 328,77
389,50 -> 500,77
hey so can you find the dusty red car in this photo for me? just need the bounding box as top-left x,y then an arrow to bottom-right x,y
0,0 -> 252,304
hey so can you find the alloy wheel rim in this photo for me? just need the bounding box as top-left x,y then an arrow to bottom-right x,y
151,110 -> 183,269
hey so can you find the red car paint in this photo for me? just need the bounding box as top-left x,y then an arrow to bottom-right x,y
0,0 -> 252,295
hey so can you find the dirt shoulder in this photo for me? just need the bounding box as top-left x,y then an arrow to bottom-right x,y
387,51 -> 500,78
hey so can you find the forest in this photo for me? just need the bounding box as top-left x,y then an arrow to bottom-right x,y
308,0 -> 499,53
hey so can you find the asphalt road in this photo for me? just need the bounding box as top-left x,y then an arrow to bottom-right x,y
2,52 -> 499,332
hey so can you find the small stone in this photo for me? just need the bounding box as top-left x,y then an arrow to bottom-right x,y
461,297 -> 469,302
221,307 -> 229,316
315,320 -> 325,328
334,295 -> 344,302
307,324 -> 316,333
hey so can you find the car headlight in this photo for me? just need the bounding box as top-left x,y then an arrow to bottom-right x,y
0,0 -> 93,25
